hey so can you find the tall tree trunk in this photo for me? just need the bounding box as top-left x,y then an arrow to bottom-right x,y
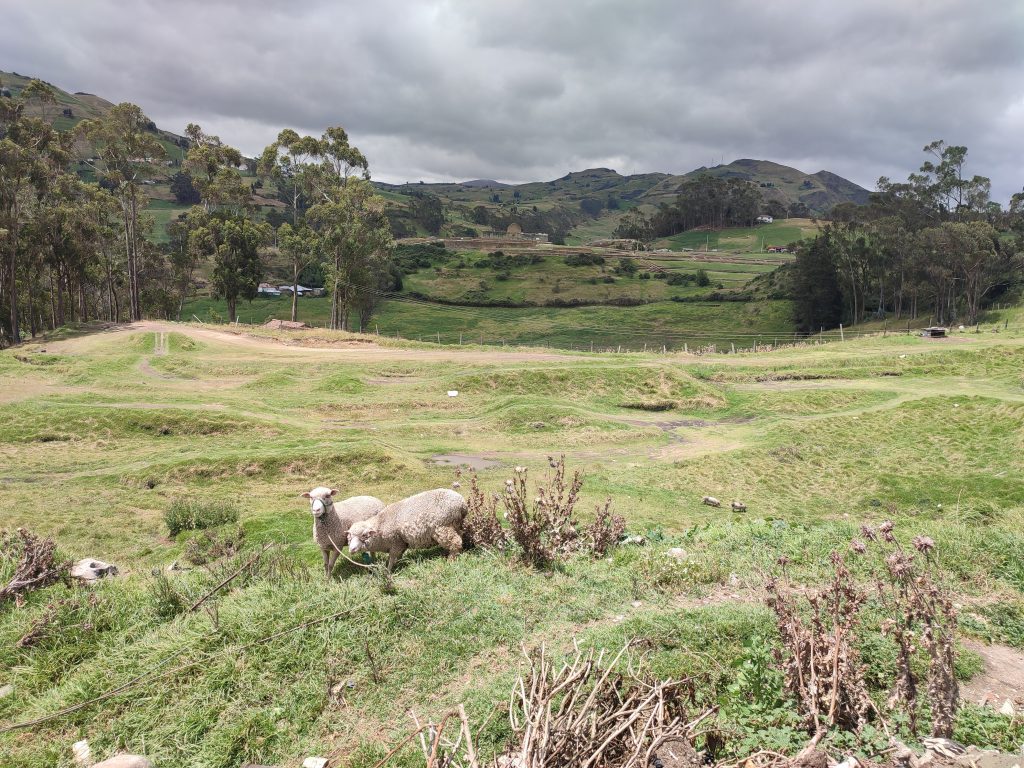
8,223 -> 20,345
27,274 -> 36,337
49,268 -> 57,329
130,191 -> 142,321
292,260 -> 299,323
106,253 -> 115,321
122,201 -> 134,321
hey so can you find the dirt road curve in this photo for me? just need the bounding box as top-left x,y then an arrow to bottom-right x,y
43,321 -> 584,363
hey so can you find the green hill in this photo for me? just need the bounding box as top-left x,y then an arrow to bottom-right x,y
645,158 -> 871,213
378,161 -> 868,245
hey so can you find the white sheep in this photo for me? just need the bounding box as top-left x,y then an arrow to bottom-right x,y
302,487 -> 384,578
347,488 -> 468,571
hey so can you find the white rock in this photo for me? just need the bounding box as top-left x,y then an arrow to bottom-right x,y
447,390 -> 458,397
303,758 -> 329,768
666,547 -> 687,561
71,558 -> 119,581
631,600 -> 642,608
72,739 -> 91,766
0,683 -> 13,699
729,573 -> 740,587
92,756 -> 154,768
999,698 -> 1015,716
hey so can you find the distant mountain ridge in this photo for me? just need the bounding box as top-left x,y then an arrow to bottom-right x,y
384,161 -> 868,217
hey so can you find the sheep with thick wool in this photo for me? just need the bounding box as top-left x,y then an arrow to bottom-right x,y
302,487 -> 384,578
347,488 -> 468,571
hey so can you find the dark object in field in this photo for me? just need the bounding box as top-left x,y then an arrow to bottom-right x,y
71,558 -> 119,581
731,500 -> 747,512
0,528 -> 68,605
702,495 -> 721,507
922,326 -> 948,338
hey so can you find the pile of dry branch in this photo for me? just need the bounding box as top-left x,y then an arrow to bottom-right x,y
395,643 -> 713,768
0,528 -> 68,607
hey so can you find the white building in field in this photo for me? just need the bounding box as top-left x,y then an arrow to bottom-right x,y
257,283 -> 281,297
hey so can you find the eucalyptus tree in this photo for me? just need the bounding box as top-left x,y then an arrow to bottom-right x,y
307,177 -> 392,331
276,222 -> 317,322
258,129 -> 324,320
0,79 -> 60,344
190,210 -> 270,322
258,128 -> 322,226
182,123 -> 249,212
79,103 -> 166,321
299,126 -> 390,331
180,125 -> 269,323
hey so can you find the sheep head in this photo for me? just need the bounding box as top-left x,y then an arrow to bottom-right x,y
302,486 -> 338,518
347,519 -> 378,553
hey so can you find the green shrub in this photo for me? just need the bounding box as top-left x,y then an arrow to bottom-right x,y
164,498 -> 239,537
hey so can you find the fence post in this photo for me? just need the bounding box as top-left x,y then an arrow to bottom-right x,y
437,331 -> 440,344
839,324 -> 844,341
730,342 -> 736,354
459,332 -> 463,345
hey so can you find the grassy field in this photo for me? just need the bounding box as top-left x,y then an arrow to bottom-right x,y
2,321 -> 1024,767
399,251 -> 753,304
653,219 -> 821,253
185,295 -> 798,350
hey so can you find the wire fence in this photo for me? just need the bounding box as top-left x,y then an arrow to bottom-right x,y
211,311 -> 1022,356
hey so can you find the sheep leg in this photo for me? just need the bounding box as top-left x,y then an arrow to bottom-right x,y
321,548 -> 332,579
326,547 -> 340,577
433,526 -> 464,559
387,544 -> 408,572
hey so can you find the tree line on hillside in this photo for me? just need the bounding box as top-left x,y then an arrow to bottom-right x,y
790,141 -> 1024,333
0,80 -> 395,346
613,175 -> 777,243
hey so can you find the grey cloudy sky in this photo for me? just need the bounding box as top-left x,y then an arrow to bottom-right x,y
3,0 -> 1023,200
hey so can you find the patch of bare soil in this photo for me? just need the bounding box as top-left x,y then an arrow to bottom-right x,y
672,583 -> 762,611
430,454 -> 501,471
137,360 -> 175,380
960,639 -> 1024,709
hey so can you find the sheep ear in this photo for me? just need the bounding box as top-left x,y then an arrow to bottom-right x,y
328,488 -> 338,497
301,492 -> 312,498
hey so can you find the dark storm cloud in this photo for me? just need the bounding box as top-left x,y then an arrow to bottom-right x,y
3,0 -> 1023,199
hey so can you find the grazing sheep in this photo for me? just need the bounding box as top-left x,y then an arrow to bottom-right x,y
347,488 -> 468,571
302,487 -> 384,578
701,495 -> 721,508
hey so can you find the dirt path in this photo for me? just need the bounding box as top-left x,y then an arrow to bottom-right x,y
46,319 -> 593,364
960,640 -> 1024,709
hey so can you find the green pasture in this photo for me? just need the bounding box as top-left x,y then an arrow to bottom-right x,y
2,322 -> 1023,767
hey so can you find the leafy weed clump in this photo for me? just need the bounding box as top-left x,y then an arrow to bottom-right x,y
164,498 -> 239,538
